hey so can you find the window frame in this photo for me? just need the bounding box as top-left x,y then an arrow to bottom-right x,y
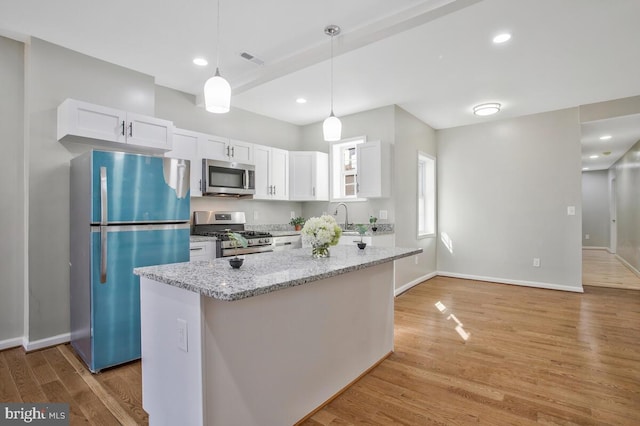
329,136 -> 367,202
417,151 -> 436,238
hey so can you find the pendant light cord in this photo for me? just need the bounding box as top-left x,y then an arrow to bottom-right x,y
330,32 -> 334,114
216,0 -> 221,71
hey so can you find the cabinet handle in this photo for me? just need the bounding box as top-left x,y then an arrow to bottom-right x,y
128,122 -> 133,137
231,146 -> 235,157
273,185 -> 276,195
312,187 -> 315,196
121,121 -> 126,136
190,247 -> 204,252
226,146 -> 230,157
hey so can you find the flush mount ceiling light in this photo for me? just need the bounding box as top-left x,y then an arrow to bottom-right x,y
193,57 -> 208,66
589,155 -> 599,159
473,103 -> 501,116
493,33 -> 512,44
204,0 -> 231,114
323,25 -> 342,142
599,135 -> 612,140
582,167 -> 590,171
296,98 -> 307,104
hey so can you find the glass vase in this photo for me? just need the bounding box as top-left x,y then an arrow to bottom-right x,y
312,243 -> 330,258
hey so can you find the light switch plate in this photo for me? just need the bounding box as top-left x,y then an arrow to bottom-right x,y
290,211 -> 296,219
177,318 -> 188,352
379,210 -> 388,220
253,211 -> 259,220
567,206 -> 576,216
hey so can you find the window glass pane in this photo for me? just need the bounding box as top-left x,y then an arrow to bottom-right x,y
345,175 -> 355,184
417,153 -> 436,237
345,184 -> 355,196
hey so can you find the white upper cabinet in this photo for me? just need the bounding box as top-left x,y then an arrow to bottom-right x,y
57,99 -> 173,152
289,151 -> 329,201
199,135 -> 253,164
164,128 -> 202,197
254,144 -> 289,200
356,140 -> 391,198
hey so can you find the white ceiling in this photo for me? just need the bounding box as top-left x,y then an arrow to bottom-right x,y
2,0 -> 640,169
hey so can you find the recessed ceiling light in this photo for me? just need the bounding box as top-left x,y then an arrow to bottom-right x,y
589,155 -> 599,159
599,135 -> 612,140
582,167 -> 590,171
493,33 -> 511,44
473,103 -> 501,116
296,98 -> 307,104
193,57 -> 208,66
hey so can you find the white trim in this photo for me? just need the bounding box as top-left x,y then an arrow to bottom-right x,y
582,246 -> 610,251
0,337 -> 24,351
437,271 -> 584,293
23,38 -> 31,347
615,254 -> 640,279
22,332 -> 70,352
607,247 -> 615,254
394,272 -> 437,297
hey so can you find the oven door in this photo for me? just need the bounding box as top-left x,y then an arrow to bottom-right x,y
202,159 -> 255,197
217,243 -> 273,258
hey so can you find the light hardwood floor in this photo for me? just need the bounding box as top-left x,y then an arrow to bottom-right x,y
2,276 -> 639,425
583,249 -> 640,290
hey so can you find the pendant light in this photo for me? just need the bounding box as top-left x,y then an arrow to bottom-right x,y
323,25 -> 342,142
204,0 -> 231,113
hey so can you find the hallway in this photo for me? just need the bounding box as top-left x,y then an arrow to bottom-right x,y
582,249 -> 640,290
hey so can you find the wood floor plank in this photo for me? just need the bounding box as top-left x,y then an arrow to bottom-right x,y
3,347 -> 46,402
0,351 -> 21,402
583,249 -> 640,290
40,379 -> 89,425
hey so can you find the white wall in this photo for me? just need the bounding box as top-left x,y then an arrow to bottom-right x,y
437,108 -> 583,292
611,139 -> 640,273
0,36 -> 25,346
581,170 -> 610,248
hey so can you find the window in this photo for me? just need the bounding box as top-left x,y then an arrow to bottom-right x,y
418,152 -> 436,237
330,136 -> 365,201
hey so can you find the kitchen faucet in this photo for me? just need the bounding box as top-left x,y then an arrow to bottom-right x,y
334,203 -> 350,229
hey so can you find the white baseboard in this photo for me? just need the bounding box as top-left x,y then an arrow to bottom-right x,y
437,271 -> 584,293
0,337 -> 24,351
615,254 -> 640,279
582,246 -> 609,251
607,248 -> 615,254
22,332 -> 70,352
394,272 -> 437,297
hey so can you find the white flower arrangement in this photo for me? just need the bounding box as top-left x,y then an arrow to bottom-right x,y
301,215 -> 342,248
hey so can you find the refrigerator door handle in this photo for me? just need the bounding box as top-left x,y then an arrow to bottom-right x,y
100,226 -> 108,283
100,166 -> 108,283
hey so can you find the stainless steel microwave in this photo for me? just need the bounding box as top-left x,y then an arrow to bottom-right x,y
201,159 -> 255,197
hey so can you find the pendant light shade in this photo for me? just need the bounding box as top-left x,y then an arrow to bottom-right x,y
323,111 -> 342,142
204,68 -> 231,113
323,25 -> 341,142
204,0 -> 230,114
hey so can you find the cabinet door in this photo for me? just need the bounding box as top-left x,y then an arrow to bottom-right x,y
229,139 -> 253,164
165,129 -> 201,197
356,140 -> 390,198
199,135 -> 230,161
289,152 -> 314,200
58,99 -> 126,143
270,148 -> 289,200
253,144 -> 271,199
126,113 -> 173,151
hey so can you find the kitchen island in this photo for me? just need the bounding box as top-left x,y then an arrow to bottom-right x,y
134,245 -> 421,426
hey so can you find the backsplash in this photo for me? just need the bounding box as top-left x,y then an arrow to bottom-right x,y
247,223 -> 395,233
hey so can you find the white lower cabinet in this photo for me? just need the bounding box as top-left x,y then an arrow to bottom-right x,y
254,144 -> 289,200
57,98 -> 173,152
289,151 -> 329,201
338,233 -> 395,247
190,241 -> 215,261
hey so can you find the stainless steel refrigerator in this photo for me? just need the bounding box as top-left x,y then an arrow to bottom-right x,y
70,150 -> 190,372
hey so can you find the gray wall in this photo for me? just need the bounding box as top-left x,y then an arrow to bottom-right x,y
581,170 -> 610,248
611,138 -> 640,272
0,36 -> 25,344
437,108 -> 583,291
27,38 -> 156,341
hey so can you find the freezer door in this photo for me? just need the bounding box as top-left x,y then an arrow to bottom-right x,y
89,224 -> 189,372
91,150 -> 190,223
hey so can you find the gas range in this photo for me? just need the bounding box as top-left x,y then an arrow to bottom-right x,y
192,211 -> 273,257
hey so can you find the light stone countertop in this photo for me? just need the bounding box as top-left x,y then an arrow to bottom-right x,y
134,245 -> 421,301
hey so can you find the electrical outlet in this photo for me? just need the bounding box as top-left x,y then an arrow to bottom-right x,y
533,258 -> 541,267
585,234 -> 590,240
253,210 -> 259,220
177,318 -> 188,352
379,210 -> 388,220
414,255 -> 419,265
290,211 -> 296,219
